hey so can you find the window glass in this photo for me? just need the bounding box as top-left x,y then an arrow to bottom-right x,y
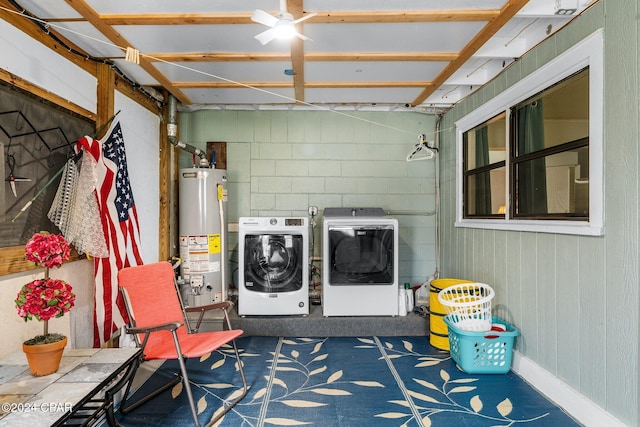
465,166 -> 506,216
465,113 -> 506,169
463,113 -> 506,218
514,70 -> 589,155
511,68 -> 589,219
514,144 -> 589,217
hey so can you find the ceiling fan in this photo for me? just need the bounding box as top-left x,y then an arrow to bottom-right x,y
251,0 -> 316,45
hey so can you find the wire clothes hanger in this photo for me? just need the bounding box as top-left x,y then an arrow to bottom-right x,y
406,134 -> 436,161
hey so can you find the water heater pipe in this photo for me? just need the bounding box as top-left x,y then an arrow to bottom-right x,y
167,94 -> 209,167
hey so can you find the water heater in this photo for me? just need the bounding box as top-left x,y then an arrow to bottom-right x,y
178,168 -> 228,306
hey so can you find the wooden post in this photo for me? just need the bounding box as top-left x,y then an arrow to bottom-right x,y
158,97 -> 172,261
96,63 -> 118,348
96,63 -> 115,138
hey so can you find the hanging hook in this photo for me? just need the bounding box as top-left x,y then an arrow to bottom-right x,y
406,134 -> 435,162
14,111 -> 24,132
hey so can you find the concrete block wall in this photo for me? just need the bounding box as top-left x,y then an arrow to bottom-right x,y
178,109 -> 437,289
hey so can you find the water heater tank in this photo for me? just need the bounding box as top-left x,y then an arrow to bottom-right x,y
178,168 -> 228,306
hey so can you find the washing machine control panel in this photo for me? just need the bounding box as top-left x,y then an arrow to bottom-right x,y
285,218 -> 304,226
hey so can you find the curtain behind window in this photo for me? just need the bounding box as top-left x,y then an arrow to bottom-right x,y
516,101 -> 547,215
475,126 -> 492,215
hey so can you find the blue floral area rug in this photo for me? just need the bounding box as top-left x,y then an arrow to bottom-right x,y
115,336 -> 582,426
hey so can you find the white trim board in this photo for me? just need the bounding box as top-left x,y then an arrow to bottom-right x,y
512,351 -> 627,427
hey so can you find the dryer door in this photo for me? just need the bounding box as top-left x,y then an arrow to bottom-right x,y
243,233 -> 303,292
328,225 -> 395,285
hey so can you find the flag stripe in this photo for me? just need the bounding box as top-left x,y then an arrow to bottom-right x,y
77,121 -> 142,347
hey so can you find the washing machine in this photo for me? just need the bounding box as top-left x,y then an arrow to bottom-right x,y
238,217 -> 309,316
322,207 -> 398,316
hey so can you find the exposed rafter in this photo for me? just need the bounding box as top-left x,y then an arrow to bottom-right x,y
411,0 -> 530,106
1,0 -> 589,108
65,0 -> 190,104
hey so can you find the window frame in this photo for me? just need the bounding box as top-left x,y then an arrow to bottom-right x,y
455,29 -> 604,236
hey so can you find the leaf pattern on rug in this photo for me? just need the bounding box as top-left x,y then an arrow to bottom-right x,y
372,338 -> 551,426
119,336 -> 582,427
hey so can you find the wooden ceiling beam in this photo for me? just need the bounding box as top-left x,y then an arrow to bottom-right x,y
65,0 -> 191,105
306,10 -> 500,23
175,82 -> 293,89
305,52 -> 458,62
145,52 -> 458,62
101,14 -> 254,25
288,0 -> 306,103
99,9 -> 500,26
411,0 -> 530,106
148,53 -> 294,62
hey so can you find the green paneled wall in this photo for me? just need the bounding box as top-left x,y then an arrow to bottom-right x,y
438,1 -> 639,425
178,109 -> 438,288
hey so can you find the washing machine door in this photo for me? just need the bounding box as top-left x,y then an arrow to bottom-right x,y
243,233 -> 303,292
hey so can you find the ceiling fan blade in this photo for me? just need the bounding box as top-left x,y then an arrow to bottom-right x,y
251,9 -> 278,27
292,12 -> 317,25
255,28 -> 277,45
294,31 -> 312,42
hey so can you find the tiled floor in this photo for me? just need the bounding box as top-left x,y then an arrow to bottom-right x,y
0,347 -> 140,426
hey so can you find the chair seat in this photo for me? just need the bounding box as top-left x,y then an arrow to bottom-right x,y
144,329 -> 244,360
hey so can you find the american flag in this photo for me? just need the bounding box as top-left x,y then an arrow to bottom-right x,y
77,121 -> 143,347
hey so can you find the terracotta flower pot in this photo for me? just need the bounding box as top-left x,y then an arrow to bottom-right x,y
22,336 -> 68,376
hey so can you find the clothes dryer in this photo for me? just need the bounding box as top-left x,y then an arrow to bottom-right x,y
322,208 -> 398,316
238,217 -> 309,316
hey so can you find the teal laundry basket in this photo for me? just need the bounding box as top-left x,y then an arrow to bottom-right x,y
444,316 -> 519,374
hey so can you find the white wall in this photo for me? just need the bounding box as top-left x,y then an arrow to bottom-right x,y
0,19 -> 95,113
114,92 -> 160,264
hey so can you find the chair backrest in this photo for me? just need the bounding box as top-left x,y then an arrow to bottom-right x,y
118,262 -> 186,342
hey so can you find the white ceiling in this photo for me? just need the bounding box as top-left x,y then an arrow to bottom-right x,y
5,0 -> 595,112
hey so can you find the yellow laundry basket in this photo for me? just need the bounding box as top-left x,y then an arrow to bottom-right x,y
429,278 -> 473,350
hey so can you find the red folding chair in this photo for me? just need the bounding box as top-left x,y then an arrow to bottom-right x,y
117,261 -> 247,426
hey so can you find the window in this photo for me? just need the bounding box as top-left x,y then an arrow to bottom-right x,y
463,69 -> 589,220
463,112 -> 506,217
510,69 -> 589,220
455,30 -> 603,236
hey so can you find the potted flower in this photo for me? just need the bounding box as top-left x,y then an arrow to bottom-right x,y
15,232 -> 76,376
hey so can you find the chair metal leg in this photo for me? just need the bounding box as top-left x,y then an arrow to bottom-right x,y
204,338 -> 248,427
169,331 -> 202,427
119,351 -> 182,415
119,371 -> 182,415
103,354 -> 143,425
120,327 -> 247,427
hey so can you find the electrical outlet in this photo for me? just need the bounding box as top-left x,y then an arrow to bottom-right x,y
308,206 -> 318,216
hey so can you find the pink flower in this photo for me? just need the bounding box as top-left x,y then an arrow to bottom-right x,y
15,278 -> 76,322
24,232 -> 71,269
17,232 -> 75,339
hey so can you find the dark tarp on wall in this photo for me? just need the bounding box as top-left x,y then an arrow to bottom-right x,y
0,82 -> 94,247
